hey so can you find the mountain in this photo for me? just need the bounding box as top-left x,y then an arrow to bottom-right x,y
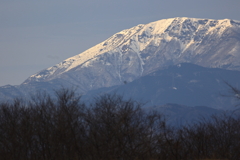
149,103 -> 224,127
23,17 -> 240,93
1,17 -> 240,105
82,63 -> 240,109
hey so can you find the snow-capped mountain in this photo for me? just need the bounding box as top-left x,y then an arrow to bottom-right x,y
23,17 -> 240,93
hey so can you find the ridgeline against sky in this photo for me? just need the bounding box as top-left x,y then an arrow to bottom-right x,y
1,0 -> 240,86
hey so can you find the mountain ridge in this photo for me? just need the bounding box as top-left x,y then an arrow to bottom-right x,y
1,17 -> 240,105
22,17 -> 240,94
81,63 -> 240,109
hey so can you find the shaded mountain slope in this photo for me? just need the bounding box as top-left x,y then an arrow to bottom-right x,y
83,63 -> 240,109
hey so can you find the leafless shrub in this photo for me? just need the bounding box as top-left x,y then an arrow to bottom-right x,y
0,88 -> 240,160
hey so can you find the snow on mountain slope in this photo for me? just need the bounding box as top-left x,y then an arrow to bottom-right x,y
23,17 -> 240,93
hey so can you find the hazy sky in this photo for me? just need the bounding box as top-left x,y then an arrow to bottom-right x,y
1,0 -> 240,86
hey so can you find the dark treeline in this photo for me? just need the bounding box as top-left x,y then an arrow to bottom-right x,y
0,89 -> 240,160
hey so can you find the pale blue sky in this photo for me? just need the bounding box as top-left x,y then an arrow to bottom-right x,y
1,0 -> 240,86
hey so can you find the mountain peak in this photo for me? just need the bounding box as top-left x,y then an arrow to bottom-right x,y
24,17 -> 240,94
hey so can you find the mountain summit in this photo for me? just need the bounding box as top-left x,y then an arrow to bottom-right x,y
23,17 -> 240,93
0,17 -> 238,103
